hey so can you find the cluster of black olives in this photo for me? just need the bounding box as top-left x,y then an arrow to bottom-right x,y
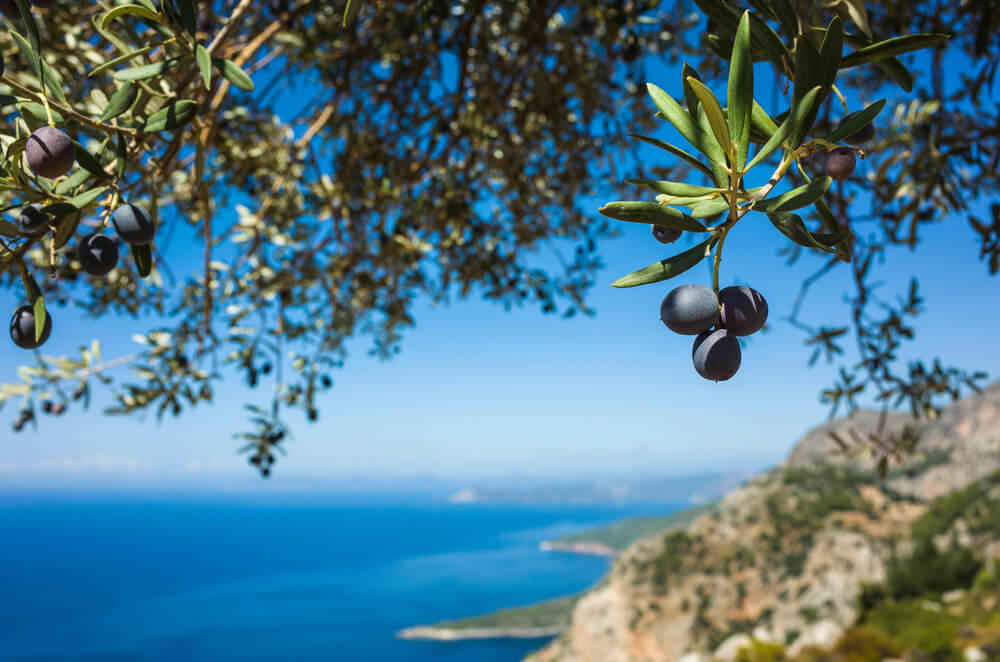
249,429 -> 287,477
659,283 -> 768,381
10,202 -> 156,350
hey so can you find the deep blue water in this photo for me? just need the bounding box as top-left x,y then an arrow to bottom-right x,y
0,492 -> 679,661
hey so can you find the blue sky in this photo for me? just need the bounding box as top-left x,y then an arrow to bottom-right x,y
1,24 -> 997,490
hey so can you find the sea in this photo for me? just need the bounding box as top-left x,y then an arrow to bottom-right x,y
0,491 -> 681,661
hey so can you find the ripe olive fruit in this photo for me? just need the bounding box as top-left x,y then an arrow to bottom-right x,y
77,234 -> 120,276
692,329 -> 741,381
660,284 -> 719,335
111,204 -> 156,245
26,126 -> 75,179
18,203 -> 50,235
719,286 -> 768,336
824,147 -> 856,181
651,224 -> 682,244
10,305 -> 52,349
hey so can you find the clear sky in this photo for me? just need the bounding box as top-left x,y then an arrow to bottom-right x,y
1,28 -> 997,490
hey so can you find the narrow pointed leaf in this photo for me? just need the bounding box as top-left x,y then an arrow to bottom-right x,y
826,100 -> 886,144
753,176 -> 832,212
687,78 -> 731,156
819,16 -> 844,90
54,169 -> 92,196
32,295 -> 46,343
18,103 -> 65,124
681,63 -> 704,123
768,0 -> 799,37
627,135 -> 716,181
690,198 -> 732,218
625,179 -> 723,198
53,212 -> 81,250
11,6 -> 42,82
841,0 -> 873,39
213,57 -> 254,91
841,34 -> 949,68
747,86 -> 821,170
71,141 -> 111,181
140,100 -> 198,133
100,4 -> 164,30
132,243 -> 153,278
115,131 -> 127,180
599,202 -> 708,233
728,11 -> 753,170
343,0 -> 362,26
767,211 -> 850,256
90,45 -> 156,78
174,0 -> 198,36
648,83 -> 727,185
100,82 -> 138,122
195,44 -> 211,89
789,37 -> 824,148
611,238 -> 714,288
750,100 -> 779,141
114,58 -> 181,82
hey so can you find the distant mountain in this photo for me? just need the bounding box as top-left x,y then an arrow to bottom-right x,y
525,382 -> 1000,662
447,473 -> 749,505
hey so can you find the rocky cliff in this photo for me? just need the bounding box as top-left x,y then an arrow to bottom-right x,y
526,382 -> 1000,662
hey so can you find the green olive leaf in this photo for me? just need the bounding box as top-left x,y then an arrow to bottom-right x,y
686,77 -> 731,158
53,212 -> 81,250
625,179 -> 724,198
789,36 -> 824,148
728,11 -> 753,171
90,45 -> 157,78
100,4 -> 165,31
598,201 -> 708,233
212,57 -> 255,92
648,82 -> 728,186
767,211 -> 850,257
344,0 -> 363,26
11,4 -> 42,83
627,135 -> 716,181
32,295 -> 46,343
747,86 -> 822,170
690,198 -> 731,218
819,16 -> 844,91
196,44 -> 212,89
114,58 -> 182,82
100,82 -> 139,122
611,238 -> 715,288
753,176 -> 832,212
826,99 -> 886,144
71,141 -> 111,181
132,243 -> 153,278
840,34 -> 950,69
17,102 -> 65,124
140,100 -> 198,132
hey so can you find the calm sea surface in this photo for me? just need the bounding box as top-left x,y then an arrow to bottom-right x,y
0,492 -> 679,661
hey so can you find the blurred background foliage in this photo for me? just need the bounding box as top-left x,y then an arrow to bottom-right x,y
0,0 -> 996,472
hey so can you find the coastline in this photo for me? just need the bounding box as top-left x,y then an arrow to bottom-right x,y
396,625 -> 564,641
538,540 -> 618,557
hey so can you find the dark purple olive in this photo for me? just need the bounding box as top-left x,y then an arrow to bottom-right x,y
111,204 -> 156,245
10,305 -> 52,349
26,126 -> 75,179
719,286 -> 768,336
651,225 -> 681,244
18,203 -> 50,235
692,329 -> 741,381
660,284 -> 719,335
824,148 -> 856,181
77,234 -> 119,276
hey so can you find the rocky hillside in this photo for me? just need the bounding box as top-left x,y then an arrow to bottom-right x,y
526,382 -> 1000,662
